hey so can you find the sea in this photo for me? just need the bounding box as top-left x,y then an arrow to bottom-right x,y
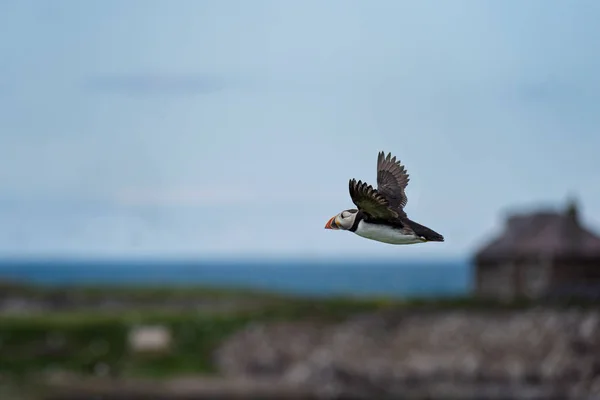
0,258 -> 472,298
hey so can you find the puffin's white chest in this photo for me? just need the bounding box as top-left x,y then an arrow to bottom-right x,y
354,220 -> 422,245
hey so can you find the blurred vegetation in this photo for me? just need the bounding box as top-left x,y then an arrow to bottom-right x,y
1,283 -> 598,380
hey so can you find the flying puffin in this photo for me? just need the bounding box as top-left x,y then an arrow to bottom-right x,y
324,151 -> 444,245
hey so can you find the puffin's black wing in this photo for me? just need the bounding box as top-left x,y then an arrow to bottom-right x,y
348,179 -> 399,219
376,151 -> 410,212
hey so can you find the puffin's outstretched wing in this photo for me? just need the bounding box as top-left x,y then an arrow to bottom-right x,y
376,151 -> 410,212
348,179 -> 399,219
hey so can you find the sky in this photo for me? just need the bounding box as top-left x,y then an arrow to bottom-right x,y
1,0 -> 600,260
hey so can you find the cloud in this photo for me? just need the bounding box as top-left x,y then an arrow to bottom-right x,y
113,186 -> 342,207
83,74 -> 226,96
115,187 -> 255,207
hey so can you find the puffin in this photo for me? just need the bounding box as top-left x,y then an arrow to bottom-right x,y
324,151 -> 444,245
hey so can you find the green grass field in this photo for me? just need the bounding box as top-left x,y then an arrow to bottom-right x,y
0,289 -> 390,379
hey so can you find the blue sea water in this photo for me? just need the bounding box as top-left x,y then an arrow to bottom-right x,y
0,258 -> 472,298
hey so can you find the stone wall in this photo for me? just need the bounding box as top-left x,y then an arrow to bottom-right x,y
476,262 -> 516,300
521,262 -> 551,299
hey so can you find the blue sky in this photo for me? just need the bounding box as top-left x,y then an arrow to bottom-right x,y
1,0 -> 600,259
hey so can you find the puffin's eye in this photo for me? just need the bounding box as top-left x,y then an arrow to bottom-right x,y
341,212 -> 349,218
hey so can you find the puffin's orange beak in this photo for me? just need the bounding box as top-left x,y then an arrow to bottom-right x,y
324,216 -> 337,230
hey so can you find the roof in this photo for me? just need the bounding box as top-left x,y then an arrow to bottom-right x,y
474,201 -> 600,263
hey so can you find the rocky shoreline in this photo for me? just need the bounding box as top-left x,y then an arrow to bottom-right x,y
216,308 -> 600,399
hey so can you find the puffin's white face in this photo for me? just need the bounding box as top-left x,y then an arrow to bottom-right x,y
324,209 -> 358,231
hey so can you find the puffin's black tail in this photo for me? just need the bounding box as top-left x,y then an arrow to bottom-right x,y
406,220 -> 445,242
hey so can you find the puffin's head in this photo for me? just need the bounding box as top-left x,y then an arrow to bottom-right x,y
324,209 -> 358,231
